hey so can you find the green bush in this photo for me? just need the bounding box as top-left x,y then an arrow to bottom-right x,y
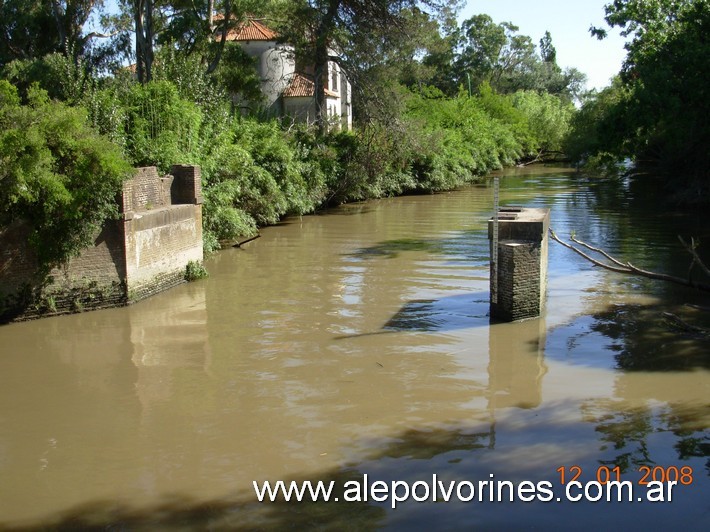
201,118 -> 334,249
404,88 -> 523,183
184,260 -> 209,281
122,81 -> 204,172
512,90 -> 574,153
0,82 -> 132,270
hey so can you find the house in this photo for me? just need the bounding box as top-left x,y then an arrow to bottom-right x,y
223,17 -> 352,130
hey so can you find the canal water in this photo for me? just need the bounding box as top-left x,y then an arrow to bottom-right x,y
0,167 -> 708,530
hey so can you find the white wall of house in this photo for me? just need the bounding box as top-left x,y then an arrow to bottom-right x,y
339,69 -> 352,130
239,40 -> 296,114
284,95 -> 341,127
283,96 -> 315,124
237,39 -> 351,129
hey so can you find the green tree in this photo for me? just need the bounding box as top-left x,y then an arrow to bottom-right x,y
0,81 -> 132,270
578,0 -> 709,194
539,30 -> 556,63
0,1 -> 120,69
454,15 -> 585,100
511,89 -> 574,155
274,0 -> 462,131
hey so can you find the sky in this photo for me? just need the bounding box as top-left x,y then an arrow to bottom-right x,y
458,0 -> 629,90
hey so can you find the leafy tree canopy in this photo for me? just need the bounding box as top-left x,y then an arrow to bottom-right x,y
452,14 -> 585,101
570,0 -> 709,198
0,80 -> 132,270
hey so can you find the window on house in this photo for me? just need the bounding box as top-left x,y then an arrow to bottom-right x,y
331,65 -> 338,92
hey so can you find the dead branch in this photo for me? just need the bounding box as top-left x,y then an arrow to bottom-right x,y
549,229 -> 633,274
679,236 -> 710,280
233,233 -> 261,248
549,229 -> 710,293
84,30 -> 122,40
663,312 -> 710,336
570,235 -> 628,268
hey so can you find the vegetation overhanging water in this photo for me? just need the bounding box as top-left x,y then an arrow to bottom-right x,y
0,167 -> 708,529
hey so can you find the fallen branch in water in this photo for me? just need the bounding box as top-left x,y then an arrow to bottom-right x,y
679,236 -> 710,281
662,312 -> 710,336
549,229 -> 710,293
233,234 -> 261,248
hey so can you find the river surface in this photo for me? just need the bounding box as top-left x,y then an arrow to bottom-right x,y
0,167 -> 709,530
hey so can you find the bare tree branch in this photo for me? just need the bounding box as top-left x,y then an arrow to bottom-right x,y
663,312 -> 710,336
679,236 -> 710,279
570,234 -> 635,268
84,30 -> 121,40
549,229 -> 710,293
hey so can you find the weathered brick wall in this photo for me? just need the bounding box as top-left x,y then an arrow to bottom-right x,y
491,241 -> 541,321
170,164 -> 203,205
124,204 -> 203,301
0,221 -> 126,320
0,221 -> 41,297
488,208 -> 550,322
121,167 -> 174,213
1,165 -> 204,323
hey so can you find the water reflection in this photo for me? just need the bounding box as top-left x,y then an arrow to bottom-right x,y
129,285 -> 211,409
582,397 -> 710,474
488,318 -> 547,410
1,167 -> 709,529
547,302 -> 710,371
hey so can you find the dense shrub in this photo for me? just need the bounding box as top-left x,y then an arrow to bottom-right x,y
201,119 -> 330,247
0,81 -> 132,270
405,88 -> 524,179
1,58 -> 574,256
121,81 -> 204,171
511,90 -> 574,154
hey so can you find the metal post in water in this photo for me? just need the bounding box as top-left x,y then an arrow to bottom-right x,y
491,177 -> 500,304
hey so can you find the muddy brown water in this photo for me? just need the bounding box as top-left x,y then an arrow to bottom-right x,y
0,167 -> 708,530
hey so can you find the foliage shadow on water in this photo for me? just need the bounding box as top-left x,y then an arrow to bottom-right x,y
347,238 -> 444,259
332,293 -> 490,341
6,399 -> 708,531
346,231 -> 489,262
546,302 -> 710,372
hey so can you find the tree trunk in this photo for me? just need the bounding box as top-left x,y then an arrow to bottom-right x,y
134,0 -> 153,83
134,1 -> 144,82
206,0 -> 231,74
144,0 -> 154,81
50,1 -> 68,52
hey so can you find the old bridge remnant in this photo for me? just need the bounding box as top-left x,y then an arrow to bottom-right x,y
0,165 -> 204,322
489,207 -> 550,322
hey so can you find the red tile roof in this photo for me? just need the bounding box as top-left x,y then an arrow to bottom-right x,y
283,73 -> 339,98
215,16 -> 278,41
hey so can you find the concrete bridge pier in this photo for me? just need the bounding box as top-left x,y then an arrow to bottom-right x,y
488,207 -> 550,322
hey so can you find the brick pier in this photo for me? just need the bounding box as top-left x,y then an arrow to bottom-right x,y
488,207 -> 550,322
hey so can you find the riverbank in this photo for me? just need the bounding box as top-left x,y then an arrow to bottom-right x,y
1,168 -> 707,529
200,88 -> 569,254
0,166 -> 204,324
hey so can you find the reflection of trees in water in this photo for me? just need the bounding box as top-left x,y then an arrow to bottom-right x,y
13,468 -> 387,531
582,400 -> 653,472
15,403 -> 708,530
367,427 -> 495,460
666,406 -> 710,472
577,176 -> 709,280
582,399 -> 710,476
590,303 -> 710,371
547,301 -> 710,372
